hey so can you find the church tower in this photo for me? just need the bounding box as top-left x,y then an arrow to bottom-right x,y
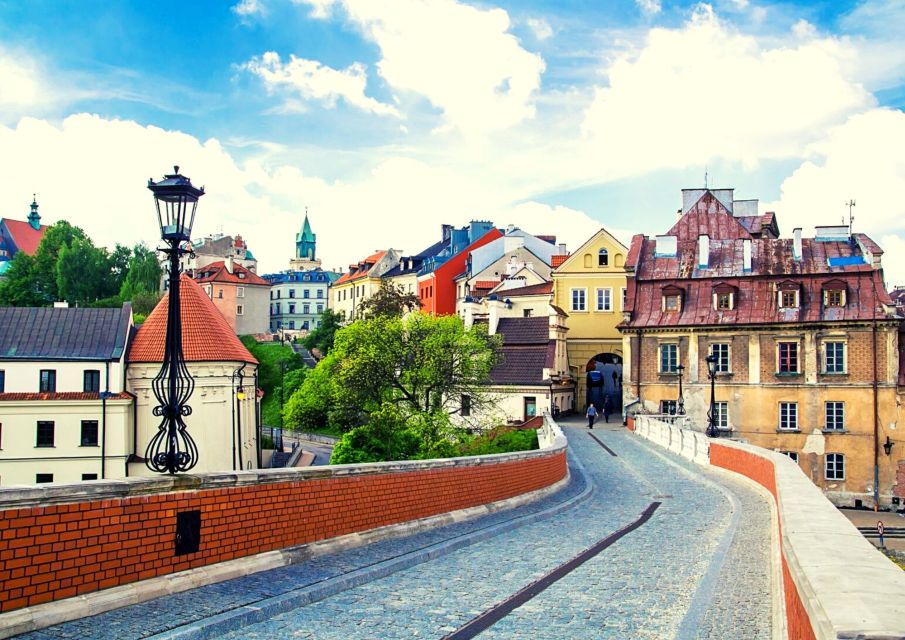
289,210 -> 322,271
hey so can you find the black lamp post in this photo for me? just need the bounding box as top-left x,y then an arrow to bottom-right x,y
676,364 -> 686,415
145,167 -> 204,474
705,354 -> 718,437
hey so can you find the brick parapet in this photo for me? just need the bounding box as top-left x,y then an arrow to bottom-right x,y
0,441 -> 567,614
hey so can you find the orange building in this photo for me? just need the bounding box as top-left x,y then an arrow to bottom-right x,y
194,259 -> 271,335
419,226 -> 502,315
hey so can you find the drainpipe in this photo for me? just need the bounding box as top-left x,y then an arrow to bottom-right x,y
123,389 -> 138,477
231,369 -> 237,471
255,367 -> 262,469
101,361 -> 109,479
634,332 -> 641,400
873,320 -> 880,511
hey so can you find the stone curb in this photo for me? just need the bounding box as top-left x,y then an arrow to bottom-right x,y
148,451 -> 594,640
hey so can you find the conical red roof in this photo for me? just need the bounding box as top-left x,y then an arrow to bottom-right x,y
128,274 -> 258,364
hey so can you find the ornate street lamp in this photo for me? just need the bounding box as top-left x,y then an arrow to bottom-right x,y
676,364 -> 686,416
145,167 -> 205,474
705,354 -> 718,438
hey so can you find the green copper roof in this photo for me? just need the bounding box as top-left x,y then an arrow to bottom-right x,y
299,213 -> 315,241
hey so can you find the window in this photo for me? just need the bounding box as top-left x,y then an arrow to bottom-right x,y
35,474 -> 53,484
288,289 -> 294,298
825,289 -> 844,307
663,295 -> 680,312
217,289 -> 223,299
277,289 -> 281,299
522,309 -> 534,318
716,293 -> 732,310
302,321 -> 309,330
714,402 -> 729,429
36,421 -> 54,447
598,248 -> 609,267
274,302 -> 281,314
236,305 -> 244,316
777,342 -> 799,373
660,400 -> 677,415
461,394 -> 471,417
823,341 -> 846,374
779,290 -> 798,308
317,290 -> 323,298
82,473 -> 98,481
83,370 -> 100,393
81,420 -> 98,446
288,303 -> 296,314
825,402 -> 845,431
825,453 -> 845,480
289,321 -> 295,329
659,343 -> 679,374
596,288 -> 612,312
304,289 -> 310,299
571,288 -> 586,312
621,288 -> 627,311
270,290 -> 274,300
39,370 -> 56,393
781,451 -> 799,463
237,286 -> 245,298
524,396 -> 537,419
779,402 -> 798,430
0,369 -> 4,392
317,304 -> 324,313
238,272 -> 246,280
710,343 -> 730,373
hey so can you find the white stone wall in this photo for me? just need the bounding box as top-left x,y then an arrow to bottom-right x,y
0,360 -> 126,394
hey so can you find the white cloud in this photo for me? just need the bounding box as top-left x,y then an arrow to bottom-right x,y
242,52 -> 401,117
764,108 -> 905,287
296,0 -> 545,135
581,4 -> 873,176
526,17 -> 554,41
636,0 -> 662,17
232,0 -> 265,17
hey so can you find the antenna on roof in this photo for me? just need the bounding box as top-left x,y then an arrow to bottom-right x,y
845,199 -> 856,235
704,166 -> 709,189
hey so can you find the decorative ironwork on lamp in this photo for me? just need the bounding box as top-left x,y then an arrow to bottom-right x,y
145,167 -> 205,474
705,353 -> 718,438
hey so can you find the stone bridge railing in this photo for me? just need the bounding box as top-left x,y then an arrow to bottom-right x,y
0,417 -> 568,637
633,415 -> 905,640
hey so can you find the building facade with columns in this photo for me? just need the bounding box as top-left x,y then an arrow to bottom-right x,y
621,187 -> 902,507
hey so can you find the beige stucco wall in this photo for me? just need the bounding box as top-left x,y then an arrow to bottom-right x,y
127,361 -> 259,475
0,360 -> 127,394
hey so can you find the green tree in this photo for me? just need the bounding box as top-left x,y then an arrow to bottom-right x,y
302,308 -> 343,355
33,221 -> 90,302
119,243 -> 161,302
107,244 -> 132,296
357,281 -> 421,319
0,253 -> 43,306
56,237 -> 110,306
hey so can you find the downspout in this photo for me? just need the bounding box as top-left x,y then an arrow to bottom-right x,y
873,320 -> 880,511
101,361 -> 109,479
236,363 -> 247,471
123,389 -> 138,477
634,332 -> 641,400
256,367 -> 262,469
231,368 -> 237,471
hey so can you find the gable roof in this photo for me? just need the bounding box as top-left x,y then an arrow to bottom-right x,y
0,304 -> 132,361
334,251 -> 387,285
128,275 -> 257,364
666,191 -> 753,241
496,317 -> 549,344
195,261 -> 270,286
1,218 -> 48,256
553,227 -> 628,272
551,254 -> 569,268
490,281 -> 553,298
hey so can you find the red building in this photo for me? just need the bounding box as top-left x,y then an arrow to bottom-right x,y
419,227 -> 502,315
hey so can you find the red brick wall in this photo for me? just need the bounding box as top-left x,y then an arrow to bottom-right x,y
0,450 -> 566,613
710,444 -> 816,640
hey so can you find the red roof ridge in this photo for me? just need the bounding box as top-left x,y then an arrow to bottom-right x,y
1,218 -> 49,255
128,274 -> 258,364
195,260 -> 269,286
551,254 -> 569,268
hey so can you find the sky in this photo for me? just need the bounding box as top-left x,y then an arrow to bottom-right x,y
2,0 -> 905,286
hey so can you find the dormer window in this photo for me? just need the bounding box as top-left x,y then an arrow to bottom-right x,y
822,279 -> 847,308
661,285 -> 683,313
777,281 -> 800,309
712,283 -> 737,311
598,249 -> 609,267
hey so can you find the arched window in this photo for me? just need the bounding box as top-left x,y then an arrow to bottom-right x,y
598,249 -> 609,267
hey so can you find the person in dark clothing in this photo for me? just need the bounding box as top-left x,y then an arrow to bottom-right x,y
603,395 -> 612,423
586,404 -> 598,429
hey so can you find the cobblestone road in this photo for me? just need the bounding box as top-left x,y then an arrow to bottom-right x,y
18,417 -> 774,640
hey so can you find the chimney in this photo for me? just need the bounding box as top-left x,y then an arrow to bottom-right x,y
226,257 -> 234,273
557,243 -> 567,255
488,298 -> 504,335
743,239 -> 752,272
506,256 -> 518,276
793,228 -> 802,261
698,234 -> 710,268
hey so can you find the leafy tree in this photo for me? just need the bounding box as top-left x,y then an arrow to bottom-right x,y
107,244 -> 132,295
33,221 -> 90,303
302,308 -> 344,356
119,243 -> 161,302
56,237 -> 110,306
130,291 -> 161,316
283,354 -> 341,432
0,253 -> 43,306
357,281 -> 421,319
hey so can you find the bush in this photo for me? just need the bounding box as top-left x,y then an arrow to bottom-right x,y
457,427 -> 539,456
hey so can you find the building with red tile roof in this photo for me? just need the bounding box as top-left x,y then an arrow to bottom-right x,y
193,260 -> 271,335
331,249 -> 401,320
621,187 -> 901,508
0,197 -> 48,276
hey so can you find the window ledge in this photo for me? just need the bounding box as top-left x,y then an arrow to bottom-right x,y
659,372 -> 680,377
714,372 -> 733,377
821,429 -> 847,435
776,429 -> 801,433
819,372 -> 849,376
775,372 -> 802,377
35,445 -> 56,448
79,444 -> 100,448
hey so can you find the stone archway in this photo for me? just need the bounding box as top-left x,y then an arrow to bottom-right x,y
586,353 -> 623,414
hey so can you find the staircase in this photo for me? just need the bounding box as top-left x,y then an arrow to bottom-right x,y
292,344 -> 318,368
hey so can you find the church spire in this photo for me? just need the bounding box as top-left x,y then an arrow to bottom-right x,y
296,207 -> 316,260
27,194 -> 41,230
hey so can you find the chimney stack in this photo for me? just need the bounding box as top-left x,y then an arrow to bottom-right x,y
793,228 -> 802,261
743,239 -> 752,272
226,256 -> 234,273
698,234 -> 710,268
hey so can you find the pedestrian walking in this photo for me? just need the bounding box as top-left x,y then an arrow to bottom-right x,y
603,395 -> 612,423
586,404 -> 598,430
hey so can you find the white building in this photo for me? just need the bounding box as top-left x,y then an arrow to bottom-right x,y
263,269 -> 337,333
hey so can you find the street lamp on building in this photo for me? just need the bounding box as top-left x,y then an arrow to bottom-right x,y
705,353 -> 718,438
145,167 -> 204,474
676,364 -> 686,415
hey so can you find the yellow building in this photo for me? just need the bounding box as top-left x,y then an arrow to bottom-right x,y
330,249 -> 400,321
551,228 -> 629,410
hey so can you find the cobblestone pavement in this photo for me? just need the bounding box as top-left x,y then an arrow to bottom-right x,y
18,417 -> 774,640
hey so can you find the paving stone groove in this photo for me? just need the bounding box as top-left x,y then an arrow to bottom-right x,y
15,417 -> 774,640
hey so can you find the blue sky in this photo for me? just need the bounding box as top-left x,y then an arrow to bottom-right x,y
2,0 -> 905,284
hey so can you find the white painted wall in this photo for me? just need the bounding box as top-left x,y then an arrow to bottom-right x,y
0,360 -> 126,394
